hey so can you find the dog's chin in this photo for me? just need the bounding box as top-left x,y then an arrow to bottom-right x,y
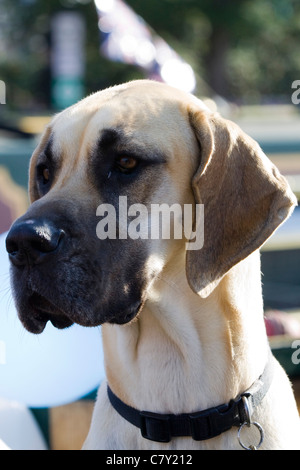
19,293 -> 143,334
20,293 -> 74,334
22,313 -> 73,334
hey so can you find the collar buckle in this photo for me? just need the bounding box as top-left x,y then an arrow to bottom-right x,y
140,411 -> 171,442
189,402 -> 234,440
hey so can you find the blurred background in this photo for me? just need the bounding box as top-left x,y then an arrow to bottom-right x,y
0,0 -> 300,449
1,0 -> 300,108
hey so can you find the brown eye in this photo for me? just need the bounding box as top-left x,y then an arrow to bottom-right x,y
42,167 -> 50,183
37,164 -> 51,187
116,156 -> 138,173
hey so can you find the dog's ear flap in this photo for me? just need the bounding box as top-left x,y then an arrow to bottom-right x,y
186,108 -> 297,298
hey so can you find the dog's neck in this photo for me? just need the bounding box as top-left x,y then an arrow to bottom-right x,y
102,250 -> 270,414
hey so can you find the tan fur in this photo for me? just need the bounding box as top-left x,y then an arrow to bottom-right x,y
24,80 -> 300,449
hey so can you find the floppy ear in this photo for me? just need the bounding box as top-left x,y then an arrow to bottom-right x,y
186,108 -> 297,298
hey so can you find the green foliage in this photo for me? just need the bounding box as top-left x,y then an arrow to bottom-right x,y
0,0 -> 299,110
128,0 -> 300,102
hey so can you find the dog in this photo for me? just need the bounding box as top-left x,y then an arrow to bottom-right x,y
6,80 -> 300,450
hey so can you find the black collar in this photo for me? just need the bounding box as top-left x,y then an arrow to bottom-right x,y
107,351 -> 274,443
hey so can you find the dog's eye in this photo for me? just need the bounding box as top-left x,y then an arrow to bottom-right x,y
42,167 -> 50,183
37,164 -> 51,186
115,156 -> 138,174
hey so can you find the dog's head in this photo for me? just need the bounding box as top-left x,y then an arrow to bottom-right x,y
6,80 -> 297,333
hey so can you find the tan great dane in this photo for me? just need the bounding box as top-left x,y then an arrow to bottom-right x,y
6,80 -> 300,449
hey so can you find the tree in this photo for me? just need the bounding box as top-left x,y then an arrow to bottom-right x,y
0,0 -> 299,109
127,0 -> 300,102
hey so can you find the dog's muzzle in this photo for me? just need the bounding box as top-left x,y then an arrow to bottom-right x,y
6,213 -> 146,333
6,217 -> 73,333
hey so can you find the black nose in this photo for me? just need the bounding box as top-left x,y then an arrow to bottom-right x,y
6,219 -> 65,266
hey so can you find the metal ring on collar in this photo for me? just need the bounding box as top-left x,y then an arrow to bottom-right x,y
237,421 -> 264,450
